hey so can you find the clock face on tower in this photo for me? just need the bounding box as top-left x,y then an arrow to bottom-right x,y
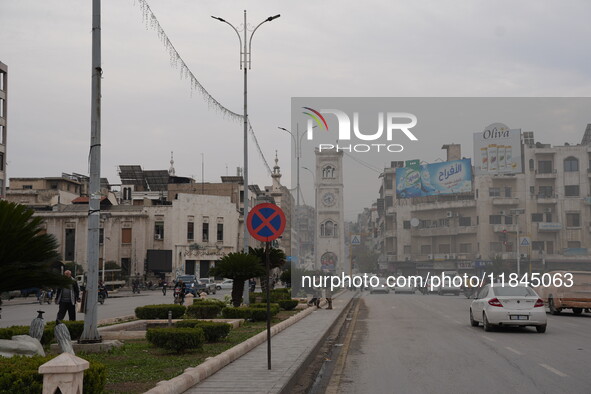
322,192 -> 336,207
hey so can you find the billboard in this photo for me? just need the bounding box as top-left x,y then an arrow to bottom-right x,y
474,123 -> 522,175
396,159 -> 472,198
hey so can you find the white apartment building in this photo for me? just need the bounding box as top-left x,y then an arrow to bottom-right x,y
364,127 -> 591,275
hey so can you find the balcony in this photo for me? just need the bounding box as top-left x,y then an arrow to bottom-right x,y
535,169 -> 557,179
491,197 -> 520,206
493,224 -> 518,233
537,222 -> 562,232
536,194 -> 557,204
411,225 -> 477,237
411,197 -> 476,212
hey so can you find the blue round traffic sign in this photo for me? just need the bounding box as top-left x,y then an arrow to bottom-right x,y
246,203 -> 286,242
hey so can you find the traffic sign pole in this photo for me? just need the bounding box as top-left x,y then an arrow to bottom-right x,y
246,203 -> 286,371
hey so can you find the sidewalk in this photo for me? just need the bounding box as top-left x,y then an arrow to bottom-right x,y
183,291 -> 356,394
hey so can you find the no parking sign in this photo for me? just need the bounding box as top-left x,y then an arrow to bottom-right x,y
246,203 -> 286,243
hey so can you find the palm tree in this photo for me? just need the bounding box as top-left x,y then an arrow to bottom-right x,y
210,252 -> 265,307
249,246 -> 286,293
0,201 -> 70,293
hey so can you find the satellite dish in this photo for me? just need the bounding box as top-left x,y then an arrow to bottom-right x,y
410,218 -> 419,227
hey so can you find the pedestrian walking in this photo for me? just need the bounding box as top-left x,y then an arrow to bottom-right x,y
55,270 -> 81,321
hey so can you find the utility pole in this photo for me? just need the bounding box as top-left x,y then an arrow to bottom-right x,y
80,0 -> 102,342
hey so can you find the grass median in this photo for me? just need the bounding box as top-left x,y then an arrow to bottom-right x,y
82,310 -> 300,394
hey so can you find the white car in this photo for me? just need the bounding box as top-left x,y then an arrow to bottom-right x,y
469,284 -> 547,333
369,278 -> 390,294
216,279 -> 233,290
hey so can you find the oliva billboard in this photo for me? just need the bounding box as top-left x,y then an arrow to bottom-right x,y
396,159 -> 473,198
474,123 -> 522,175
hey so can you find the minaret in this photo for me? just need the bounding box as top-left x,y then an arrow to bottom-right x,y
168,151 -> 176,176
271,150 -> 282,193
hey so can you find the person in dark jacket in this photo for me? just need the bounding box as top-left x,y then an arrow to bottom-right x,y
55,270 -> 81,321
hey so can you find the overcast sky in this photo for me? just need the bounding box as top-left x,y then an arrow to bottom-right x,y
2,0 -> 591,217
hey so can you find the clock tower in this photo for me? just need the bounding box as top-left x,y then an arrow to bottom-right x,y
315,148 -> 345,274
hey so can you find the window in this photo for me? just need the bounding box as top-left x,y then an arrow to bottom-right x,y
459,243 -> 472,253
566,213 -> 580,227
438,244 -> 450,253
489,187 -> 500,197
187,222 -> 194,241
154,221 -> 164,240
529,159 -> 534,171
489,215 -> 502,224
322,165 -> 335,179
202,222 -> 209,242
0,98 -> 4,117
99,228 -> 104,244
504,187 -> 512,198
531,213 -> 544,222
321,220 -> 337,237
504,216 -> 513,225
384,175 -> 393,190
538,185 -> 553,197
0,125 -> 4,144
459,216 -> 471,226
565,185 -> 580,197
122,228 -> 132,244
0,152 -> 3,171
217,223 -> 224,242
545,213 -> 553,222
122,187 -> 132,200
530,186 -> 535,195
240,190 -> 244,203
403,245 -> 411,254
385,195 -> 393,208
538,160 -> 553,174
564,157 -> 579,172
0,71 -> 4,91
567,241 -> 581,248
403,220 -> 411,229
532,241 -> 544,252
420,245 -> 431,254
23,185 -> 33,190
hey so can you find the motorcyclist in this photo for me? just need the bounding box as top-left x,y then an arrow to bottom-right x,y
132,278 -> 140,293
174,280 -> 186,304
98,280 -> 108,299
159,278 -> 167,295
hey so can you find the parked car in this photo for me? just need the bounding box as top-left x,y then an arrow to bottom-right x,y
176,275 -> 205,296
216,279 -> 233,290
199,278 -> 217,294
534,271 -> 591,315
393,283 -> 415,294
469,284 -> 547,333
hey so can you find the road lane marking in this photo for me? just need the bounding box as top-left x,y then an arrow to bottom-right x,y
452,320 -> 462,324
482,335 -> 495,342
539,364 -> 568,377
505,347 -> 523,355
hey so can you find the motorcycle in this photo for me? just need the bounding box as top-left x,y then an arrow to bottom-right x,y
173,287 -> 184,305
98,287 -> 107,304
38,289 -> 52,304
132,283 -> 141,294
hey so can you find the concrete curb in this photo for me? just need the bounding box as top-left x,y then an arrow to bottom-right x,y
144,293 -> 346,394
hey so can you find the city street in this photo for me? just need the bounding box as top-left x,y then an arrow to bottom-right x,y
0,288 -> 230,328
337,292 -> 591,394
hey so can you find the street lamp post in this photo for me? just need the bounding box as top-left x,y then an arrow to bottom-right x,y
212,11 -> 280,305
510,209 -> 525,277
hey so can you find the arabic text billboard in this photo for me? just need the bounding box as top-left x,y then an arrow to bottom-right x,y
396,159 -> 473,198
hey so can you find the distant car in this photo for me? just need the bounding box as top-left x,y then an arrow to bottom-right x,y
176,275 -> 205,296
370,278 -> 390,294
199,278 -> 217,294
469,284 -> 547,333
216,279 -> 233,290
394,283 -> 415,294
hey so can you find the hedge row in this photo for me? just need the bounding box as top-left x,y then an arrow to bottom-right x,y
249,288 -> 291,303
192,298 -> 226,308
174,320 -> 232,342
278,300 -> 299,311
186,304 -> 223,319
135,304 -> 186,319
0,321 -> 84,347
146,327 -> 205,352
222,306 -> 279,321
0,355 -> 106,393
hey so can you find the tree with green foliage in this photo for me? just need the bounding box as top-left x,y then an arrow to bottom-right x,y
210,252 -> 265,307
249,246 -> 286,292
0,201 -> 71,292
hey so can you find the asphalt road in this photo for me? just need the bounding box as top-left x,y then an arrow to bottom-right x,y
0,288 -> 232,327
338,291 -> 591,394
